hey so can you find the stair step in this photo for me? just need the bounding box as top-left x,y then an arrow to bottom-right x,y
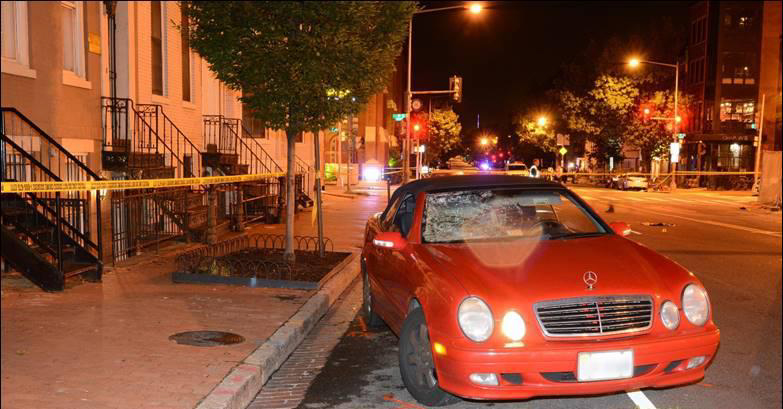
1,207 -> 29,217
63,262 -> 97,278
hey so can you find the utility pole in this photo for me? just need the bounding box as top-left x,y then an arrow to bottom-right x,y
345,113 -> 353,193
753,94 -> 766,190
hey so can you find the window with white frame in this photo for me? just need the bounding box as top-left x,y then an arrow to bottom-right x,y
2,1 -> 31,68
62,1 -> 86,79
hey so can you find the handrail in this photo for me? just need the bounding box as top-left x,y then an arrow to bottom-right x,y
1,135 -> 100,257
239,123 -> 284,173
0,107 -> 102,181
138,104 -> 202,178
28,192 -> 100,254
1,135 -> 61,181
102,97 -> 186,177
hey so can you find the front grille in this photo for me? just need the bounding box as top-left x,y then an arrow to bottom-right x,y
534,295 -> 653,337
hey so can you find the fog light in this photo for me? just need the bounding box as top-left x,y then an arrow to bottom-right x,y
501,311 -> 526,341
469,373 -> 498,386
686,356 -> 706,369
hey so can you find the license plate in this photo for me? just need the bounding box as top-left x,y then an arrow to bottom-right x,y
577,349 -> 634,382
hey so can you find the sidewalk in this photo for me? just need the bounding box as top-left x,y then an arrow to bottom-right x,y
1,193 -> 387,409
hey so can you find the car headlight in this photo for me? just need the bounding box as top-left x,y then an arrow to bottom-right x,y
660,301 -> 680,330
501,311 -> 526,341
682,284 -> 709,326
458,297 -> 494,342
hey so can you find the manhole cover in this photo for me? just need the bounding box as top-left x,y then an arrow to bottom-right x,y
168,331 -> 245,347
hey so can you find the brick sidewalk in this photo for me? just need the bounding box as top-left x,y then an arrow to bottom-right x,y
1,193 -> 387,409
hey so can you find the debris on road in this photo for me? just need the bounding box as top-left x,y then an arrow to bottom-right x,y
642,222 -> 676,227
606,204 -> 615,213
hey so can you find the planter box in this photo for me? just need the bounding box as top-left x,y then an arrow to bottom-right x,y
172,252 -> 355,290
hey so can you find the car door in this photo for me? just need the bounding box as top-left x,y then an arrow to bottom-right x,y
366,196 -> 402,321
381,193 -> 418,325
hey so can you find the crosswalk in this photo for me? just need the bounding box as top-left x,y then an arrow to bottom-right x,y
572,188 -> 756,208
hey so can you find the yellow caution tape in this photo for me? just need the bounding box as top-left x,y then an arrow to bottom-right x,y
1,172 -> 286,193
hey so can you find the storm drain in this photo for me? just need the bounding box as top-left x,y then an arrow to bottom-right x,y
168,331 -> 245,347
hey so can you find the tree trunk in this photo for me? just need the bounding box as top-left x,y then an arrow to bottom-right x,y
313,131 -> 325,258
284,129 -> 297,264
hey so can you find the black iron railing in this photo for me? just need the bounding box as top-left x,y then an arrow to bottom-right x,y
137,104 -> 203,178
203,115 -> 237,155
1,108 -> 103,288
101,97 -> 187,178
109,187 -> 190,263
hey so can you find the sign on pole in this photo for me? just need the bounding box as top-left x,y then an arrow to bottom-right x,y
670,142 -> 681,163
556,134 -> 570,146
392,113 -> 407,122
559,146 -> 568,155
411,99 -> 423,111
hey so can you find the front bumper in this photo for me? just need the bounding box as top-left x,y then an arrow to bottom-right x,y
432,329 -> 720,400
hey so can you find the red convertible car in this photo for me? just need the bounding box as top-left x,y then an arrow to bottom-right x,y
361,175 -> 719,406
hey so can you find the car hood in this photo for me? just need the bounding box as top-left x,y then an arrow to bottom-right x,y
421,235 -> 684,303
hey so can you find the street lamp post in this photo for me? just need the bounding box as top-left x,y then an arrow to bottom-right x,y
404,2 -> 482,184
629,58 -> 680,190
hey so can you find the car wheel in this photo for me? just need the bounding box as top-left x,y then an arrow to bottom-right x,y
362,264 -> 384,328
399,307 -> 460,406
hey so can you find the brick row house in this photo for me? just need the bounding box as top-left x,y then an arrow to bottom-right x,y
1,1 -> 403,291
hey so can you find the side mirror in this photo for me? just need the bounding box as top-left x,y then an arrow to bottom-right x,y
373,231 -> 408,251
609,222 -> 632,237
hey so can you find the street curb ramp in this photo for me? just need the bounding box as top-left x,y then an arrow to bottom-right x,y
194,252 -> 360,409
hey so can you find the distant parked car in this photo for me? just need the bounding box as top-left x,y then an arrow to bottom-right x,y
618,174 -> 649,191
505,162 -> 529,176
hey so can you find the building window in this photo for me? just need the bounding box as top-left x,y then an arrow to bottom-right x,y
716,143 -> 751,170
181,11 -> 191,101
737,16 -> 753,29
61,1 -> 86,79
690,17 -> 707,45
720,99 -> 755,130
151,1 -> 167,96
2,1 -> 32,73
242,104 -> 267,138
721,52 -> 756,85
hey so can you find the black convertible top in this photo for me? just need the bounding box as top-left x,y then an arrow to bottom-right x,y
383,175 -> 562,217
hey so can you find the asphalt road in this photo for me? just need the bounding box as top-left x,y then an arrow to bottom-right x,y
293,186 -> 782,409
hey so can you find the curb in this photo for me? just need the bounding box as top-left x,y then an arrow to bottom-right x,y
194,252 -> 360,409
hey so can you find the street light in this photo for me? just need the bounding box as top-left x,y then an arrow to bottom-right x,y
404,3 -> 483,183
628,56 -> 680,189
537,116 -> 548,127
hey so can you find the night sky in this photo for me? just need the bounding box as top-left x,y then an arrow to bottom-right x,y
412,1 -> 691,138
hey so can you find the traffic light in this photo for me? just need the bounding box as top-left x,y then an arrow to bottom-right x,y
640,105 -> 651,122
450,75 -> 462,103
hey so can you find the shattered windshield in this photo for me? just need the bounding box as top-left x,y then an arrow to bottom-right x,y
422,189 -> 606,243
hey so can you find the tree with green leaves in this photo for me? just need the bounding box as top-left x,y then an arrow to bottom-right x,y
513,114 -> 558,154
426,108 -> 462,167
182,1 -> 416,262
626,89 -> 692,171
559,75 -> 639,167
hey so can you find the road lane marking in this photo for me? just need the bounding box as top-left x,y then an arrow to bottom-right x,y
633,208 -> 782,237
627,390 -> 657,409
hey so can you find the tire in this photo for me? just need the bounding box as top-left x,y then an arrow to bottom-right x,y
399,307 -> 460,407
362,263 -> 384,328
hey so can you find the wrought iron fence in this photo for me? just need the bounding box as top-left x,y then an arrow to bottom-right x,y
175,233 -> 334,278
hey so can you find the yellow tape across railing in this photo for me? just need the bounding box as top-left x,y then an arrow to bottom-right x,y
1,172 -> 286,193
